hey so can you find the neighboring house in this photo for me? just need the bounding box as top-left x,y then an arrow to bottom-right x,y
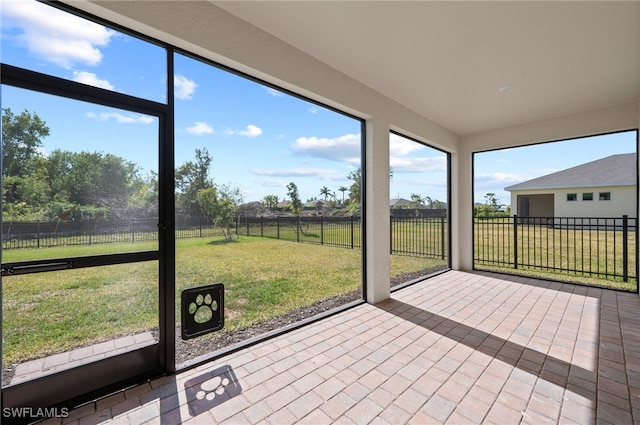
505,153 -> 637,218
390,198 -> 413,208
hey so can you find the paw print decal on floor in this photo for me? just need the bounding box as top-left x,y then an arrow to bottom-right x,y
185,365 -> 242,416
181,283 -> 224,339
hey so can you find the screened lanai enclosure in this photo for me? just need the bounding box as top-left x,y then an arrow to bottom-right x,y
1,0 -> 638,422
1,0 -> 450,414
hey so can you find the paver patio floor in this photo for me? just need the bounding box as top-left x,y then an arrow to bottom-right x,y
10,332 -> 156,385
45,270 -> 640,424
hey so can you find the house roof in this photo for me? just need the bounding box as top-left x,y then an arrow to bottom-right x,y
390,198 -> 412,207
505,153 -> 637,191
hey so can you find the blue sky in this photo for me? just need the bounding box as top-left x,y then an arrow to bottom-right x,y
1,0 -> 636,207
474,131 -> 637,206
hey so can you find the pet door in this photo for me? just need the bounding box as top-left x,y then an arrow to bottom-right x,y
181,283 -> 225,339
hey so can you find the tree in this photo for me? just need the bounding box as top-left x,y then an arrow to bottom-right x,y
197,184 -> 243,240
346,167 -> 392,206
338,186 -> 348,204
475,192 -> 507,217
175,148 -> 214,216
2,108 -> 50,178
286,182 -> 302,216
1,108 -> 158,222
410,193 -> 425,208
2,174 -> 50,221
484,193 -> 499,209
347,168 -> 361,205
44,150 -> 142,218
320,186 -> 331,202
128,172 -> 158,218
327,190 -> 337,207
262,194 -> 279,210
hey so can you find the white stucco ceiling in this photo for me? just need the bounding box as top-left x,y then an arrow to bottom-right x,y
213,1 -> 640,136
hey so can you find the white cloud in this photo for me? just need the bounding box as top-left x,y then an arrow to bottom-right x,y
72,71 -> 114,90
389,133 -> 427,156
474,169 -> 562,204
474,172 -> 531,192
251,167 -> 341,180
239,124 -> 263,137
2,1 -> 115,69
257,179 -> 289,188
226,124 -> 263,138
174,75 -> 197,100
292,133 -> 361,165
308,107 -> 318,114
265,87 -> 284,97
186,122 -> 214,135
390,156 -> 447,173
86,112 -> 154,124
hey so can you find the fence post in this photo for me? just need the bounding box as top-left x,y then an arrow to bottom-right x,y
320,216 -> 324,245
390,216 -> 393,254
277,216 -> 280,239
37,221 -> 41,249
623,215 -> 628,283
260,216 -> 264,237
441,215 -> 445,260
350,216 -> 354,249
513,215 -> 518,269
297,216 -> 300,242
246,216 -> 249,236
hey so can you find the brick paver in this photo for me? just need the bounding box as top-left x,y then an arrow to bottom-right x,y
43,271 -> 640,424
11,332 -> 156,385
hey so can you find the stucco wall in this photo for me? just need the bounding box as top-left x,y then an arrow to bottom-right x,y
511,186 -> 636,218
555,186 -> 636,218
513,193 -> 554,217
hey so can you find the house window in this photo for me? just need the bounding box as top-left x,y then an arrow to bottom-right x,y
599,192 -> 611,201
567,193 -> 577,201
583,193 -> 593,201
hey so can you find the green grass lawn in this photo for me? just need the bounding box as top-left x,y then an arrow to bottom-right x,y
175,237 -> 363,330
475,222 -> 637,291
474,264 -> 637,291
2,235 -> 442,365
2,260 -> 159,365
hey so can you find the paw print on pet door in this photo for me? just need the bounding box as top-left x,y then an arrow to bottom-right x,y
189,293 -> 217,324
181,283 -> 224,339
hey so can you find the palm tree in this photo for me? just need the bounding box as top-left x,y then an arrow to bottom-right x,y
410,193 -> 425,208
287,182 -> 302,216
338,186 -> 348,204
320,186 -> 331,201
424,196 -> 433,209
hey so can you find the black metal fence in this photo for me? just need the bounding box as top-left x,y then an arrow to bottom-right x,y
6,214 -> 636,285
474,215 -> 637,284
240,215 -> 448,259
240,216 -> 360,249
3,215 -> 449,259
1,217 -> 225,250
391,216 -> 447,258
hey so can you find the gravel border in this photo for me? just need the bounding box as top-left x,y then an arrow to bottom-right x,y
174,265 -> 447,365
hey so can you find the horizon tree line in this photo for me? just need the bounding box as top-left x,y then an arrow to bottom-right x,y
1,108 -> 243,238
